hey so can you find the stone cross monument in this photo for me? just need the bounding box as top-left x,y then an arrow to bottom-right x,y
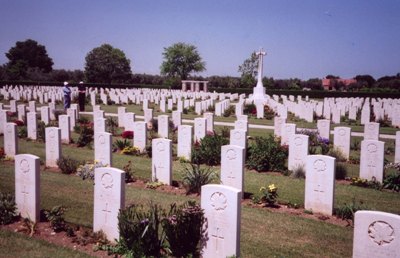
252,48 -> 267,102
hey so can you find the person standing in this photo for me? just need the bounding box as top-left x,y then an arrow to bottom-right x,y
78,81 -> 86,111
63,81 -> 71,110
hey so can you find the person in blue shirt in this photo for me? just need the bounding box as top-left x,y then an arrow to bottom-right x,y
63,81 -> 71,110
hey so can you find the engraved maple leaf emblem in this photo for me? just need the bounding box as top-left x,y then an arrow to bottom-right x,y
210,192 -> 227,211
313,159 -> 326,172
368,221 -> 394,246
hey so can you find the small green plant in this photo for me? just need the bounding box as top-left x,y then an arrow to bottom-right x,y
219,126 -> 230,139
123,161 -> 135,183
290,164 -> 306,179
56,156 -> 81,174
37,121 -> 46,141
121,146 -> 140,156
351,139 -> 361,151
146,181 -> 164,189
191,134 -> 229,166
76,125 -> 94,147
76,160 -> 107,180
246,135 -> 287,172
0,192 -> 17,225
44,205 -> 67,232
117,203 -> 165,257
18,217 -> 37,237
304,209 -> 313,215
327,147 -> 347,162
335,198 -> 368,226
106,117 -> 118,135
18,126 -> 28,138
252,184 -> 279,207
162,201 -> 206,258
335,162 -> 348,180
223,105 -> 235,117
181,163 -> 216,195
383,163 -> 400,192
113,139 -> 132,151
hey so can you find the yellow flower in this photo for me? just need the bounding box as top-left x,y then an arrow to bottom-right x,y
268,184 -> 277,192
259,187 -> 266,192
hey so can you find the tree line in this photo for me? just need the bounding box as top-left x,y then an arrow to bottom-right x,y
0,39 -> 398,92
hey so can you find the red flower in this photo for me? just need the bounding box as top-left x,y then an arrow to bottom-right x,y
121,131 -> 134,139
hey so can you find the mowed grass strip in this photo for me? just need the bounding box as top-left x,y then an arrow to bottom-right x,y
0,230 -> 93,258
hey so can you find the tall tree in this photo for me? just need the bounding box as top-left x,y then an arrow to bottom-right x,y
160,42 -> 205,80
84,44 -> 132,84
5,39 -> 53,80
238,52 -> 258,88
354,74 -> 375,88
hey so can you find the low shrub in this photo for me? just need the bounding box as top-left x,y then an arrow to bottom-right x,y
350,177 -> 383,190
13,119 -> 25,126
37,121 -> 46,141
76,125 -> 94,147
335,198 -> 368,226
290,164 -> 306,179
252,184 -> 279,207
121,130 -> 134,139
162,201 -> 206,258
219,126 -> 230,139
57,156 -> 81,174
44,205 -> 67,232
327,147 -> 347,162
246,135 -> 287,172
223,105 -> 235,117
335,162 -> 348,180
383,163 -> 400,192
18,126 -> 28,138
0,192 -> 17,225
123,161 -> 135,183
113,139 -> 132,151
121,146 -> 140,156
351,139 -> 361,151
76,161 -> 107,180
181,163 -> 216,195
106,117 -> 118,135
0,147 -> 5,160
118,203 -> 165,257
191,134 -> 228,166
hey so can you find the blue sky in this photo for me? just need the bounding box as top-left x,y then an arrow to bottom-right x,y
1,0 -> 399,80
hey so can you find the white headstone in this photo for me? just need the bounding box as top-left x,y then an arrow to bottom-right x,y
353,210 -> 400,258
0,110 -> 8,135
17,104 -> 26,123
229,129 -> 247,151
15,154 -> 40,222
274,116 -> 285,138
221,145 -> 245,197
172,111 -> 182,128
4,123 -> 18,157
124,112 -> 135,132
395,131 -> 400,163
93,167 -> 125,243
364,122 -> 380,141
59,115 -> 71,144
360,140 -> 385,182
133,121 -> 147,152
45,127 -> 61,167
204,112 -> 214,133
305,155 -> 336,216
152,138 -> 172,185
177,125 -> 193,160
234,120 -> 248,133
27,112 -> 37,140
94,118 -> 106,134
66,108 -> 76,131
158,115 -> 169,138
41,106 -> 50,125
333,127 -> 351,160
288,134 -> 309,171
95,132 -> 112,166
201,184 -> 241,258
117,107 -> 126,127
281,123 -> 296,146
144,108 -> 153,123
194,117 -> 207,142
317,119 -> 331,140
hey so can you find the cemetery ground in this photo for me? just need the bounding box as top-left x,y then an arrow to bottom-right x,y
1,103 -> 399,257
